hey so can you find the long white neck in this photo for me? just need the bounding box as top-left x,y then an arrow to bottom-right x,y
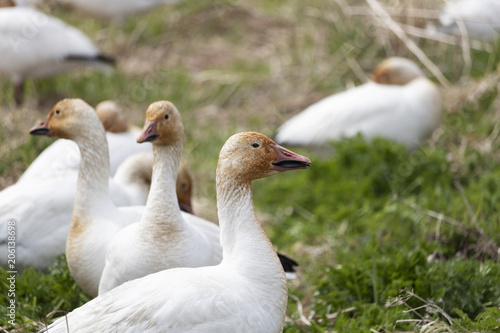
73,128 -> 113,216
141,143 -> 183,231
216,175 -> 284,280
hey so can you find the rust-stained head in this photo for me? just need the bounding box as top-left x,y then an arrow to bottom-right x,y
95,100 -> 129,133
29,98 -> 100,140
217,132 -> 311,183
137,101 -> 184,146
372,57 -> 425,86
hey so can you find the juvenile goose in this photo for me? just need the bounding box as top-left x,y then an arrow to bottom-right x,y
275,57 -> 442,153
0,4 -> 114,104
98,101 -> 222,294
19,100 -> 151,183
29,99 -> 144,296
177,160 -> 194,214
44,132 -> 311,332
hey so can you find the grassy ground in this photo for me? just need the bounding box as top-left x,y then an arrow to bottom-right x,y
1,0 -> 500,331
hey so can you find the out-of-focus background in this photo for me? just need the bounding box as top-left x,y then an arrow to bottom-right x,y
1,0 -> 500,331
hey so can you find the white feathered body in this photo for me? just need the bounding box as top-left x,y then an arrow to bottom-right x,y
64,0 -> 178,19
275,78 -> 441,151
98,212 -> 222,294
0,7 -> 107,84
438,0 -> 500,41
46,261 -> 286,333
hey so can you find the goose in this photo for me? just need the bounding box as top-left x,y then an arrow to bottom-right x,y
275,57 -> 442,154
60,0 -> 178,20
28,98 -> 145,296
435,0 -> 500,42
18,100 -> 151,183
0,4 -> 114,105
43,131 -> 311,332
97,101 -> 221,294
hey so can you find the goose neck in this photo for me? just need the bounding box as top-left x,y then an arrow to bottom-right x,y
141,144 -> 183,228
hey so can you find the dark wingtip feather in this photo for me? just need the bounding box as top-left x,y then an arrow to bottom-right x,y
277,252 -> 299,272
65,54 -> 116,65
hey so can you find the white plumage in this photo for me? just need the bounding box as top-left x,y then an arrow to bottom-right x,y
28,99 -> 145,296
437,0 -> 500,42
275,57 -> 442,153
0,6 -> 113,104
43,132 -> 311,333
62,0 -> 178,20
98,101 -> 222,294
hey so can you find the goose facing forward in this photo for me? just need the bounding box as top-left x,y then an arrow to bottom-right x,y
0,4 -> 114,104
275,57 -> 442,153
29,99 -> 143,297
43,132 -> 310,333
98,101 -> 222,294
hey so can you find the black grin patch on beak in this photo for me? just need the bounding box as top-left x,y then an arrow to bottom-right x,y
272,160 -> 311,168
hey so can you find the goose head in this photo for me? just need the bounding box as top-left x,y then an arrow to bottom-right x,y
136,101 -> 184,146
372,57 -> 425,85
217,132 -> 311,183
177,161 -> 194,214
29,98 -> 102,140
95,100 -> 129,133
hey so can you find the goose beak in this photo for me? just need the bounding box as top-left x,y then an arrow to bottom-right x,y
29,121 -> 50,136
179,201 -> 194,215
270,144 -> 311,171
137,119 -> 159,143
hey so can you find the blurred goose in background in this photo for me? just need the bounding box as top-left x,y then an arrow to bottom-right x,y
19,100 -> 151,183
177,160 -> 194,214
99,101 -> 222,294
275,57 -> 442,154
0,4 -> 114,105
44,132 -> 311,333
434,0 -> 500,42
28,99 -> 145,296
61,0 -> 178,20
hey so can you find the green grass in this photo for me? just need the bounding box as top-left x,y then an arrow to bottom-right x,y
1,0 -> 500,332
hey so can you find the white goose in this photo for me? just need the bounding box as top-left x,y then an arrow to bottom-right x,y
29,99 -> 144,296
275,57 -> 442,153
0,4 -> 114,104
43,132 -> 311,333
99,101 -> 222,294
19,100 -> 151,183
60,0 -> 178,20
436,0 -> 500,42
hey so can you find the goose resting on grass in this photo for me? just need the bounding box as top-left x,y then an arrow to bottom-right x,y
275,57 -> 442,154
42,131 -> 311,333
0,4 -> 114,104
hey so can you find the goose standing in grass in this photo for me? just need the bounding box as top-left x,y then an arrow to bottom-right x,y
435,0 -> 500,42
0,3 -> 114,104
43,132 -> 311,332
28,99 -> 145,296
19,100 -> 151,183
275,57 -> 442,154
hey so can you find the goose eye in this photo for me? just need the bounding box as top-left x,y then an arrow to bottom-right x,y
55,110 -> 61,115
164,114 -> 169,119
252,143 -> 260,148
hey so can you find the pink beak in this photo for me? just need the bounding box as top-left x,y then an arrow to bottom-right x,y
137,119 -> 159,143
270,144 -> 311,171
